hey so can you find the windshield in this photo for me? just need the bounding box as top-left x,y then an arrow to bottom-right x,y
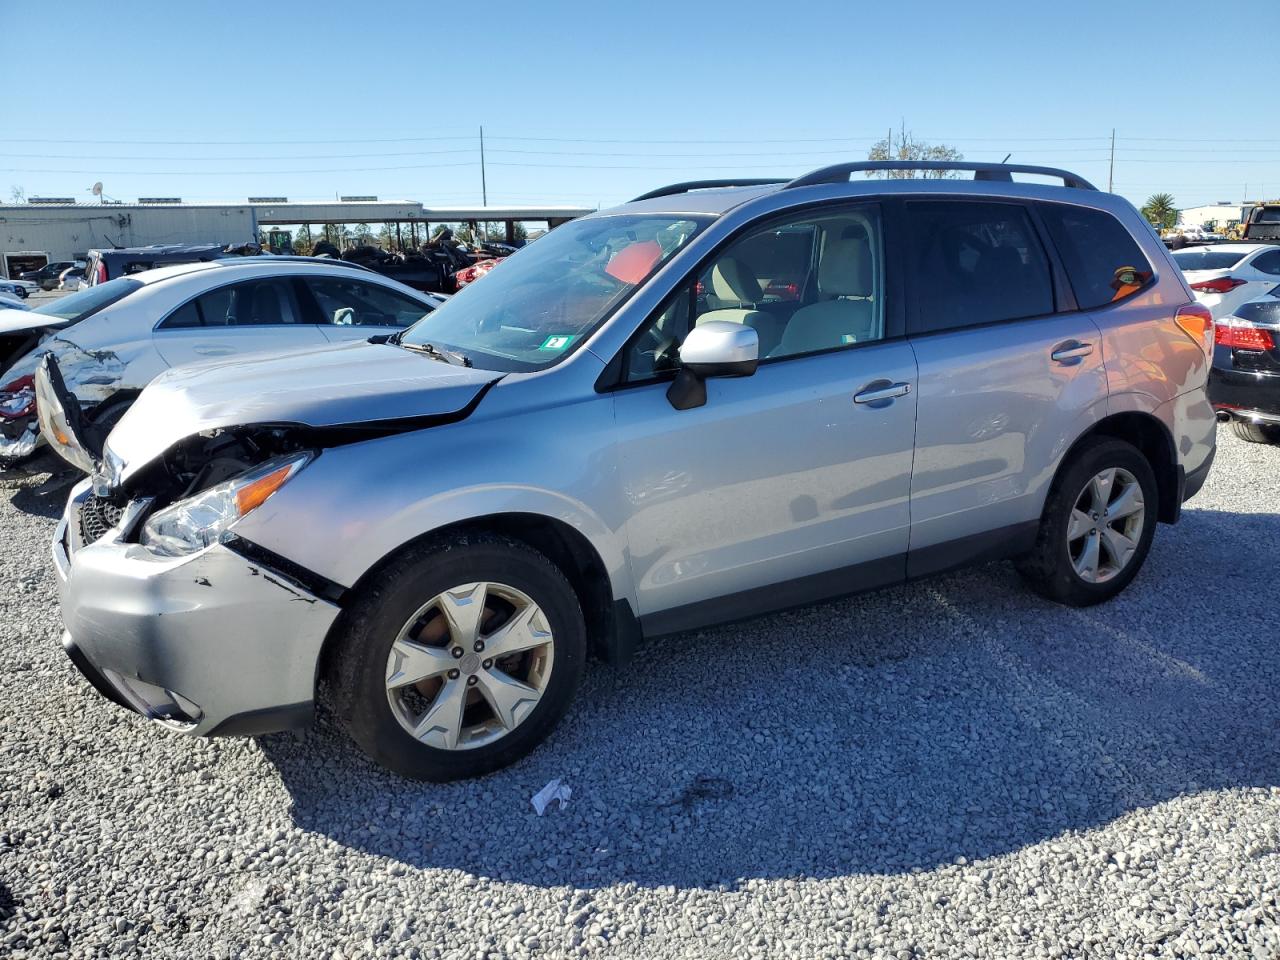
1172,249 -> 1251,271
399,214 -> 707,371
32,276 -> 143,321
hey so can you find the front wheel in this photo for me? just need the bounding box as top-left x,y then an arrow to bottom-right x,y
325,534 -> 586,781
1017,437 -> 1158,607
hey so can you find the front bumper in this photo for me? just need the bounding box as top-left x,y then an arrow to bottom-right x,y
53,481 -> 341,736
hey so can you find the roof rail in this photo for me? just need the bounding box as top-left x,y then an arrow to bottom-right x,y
631,178 -> 787,202
784,161 -> 1098,191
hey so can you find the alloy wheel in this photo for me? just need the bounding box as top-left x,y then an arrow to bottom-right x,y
1066,466 -> 1146,584
384,581 -> 555,750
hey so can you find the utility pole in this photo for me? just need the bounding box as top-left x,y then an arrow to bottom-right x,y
1107,128 -> 1115,193
479,125 -> 488,208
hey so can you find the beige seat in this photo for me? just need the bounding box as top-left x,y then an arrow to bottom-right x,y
698,257 -> 765,326
696,257 -> 786,354
772,231 -> 875,357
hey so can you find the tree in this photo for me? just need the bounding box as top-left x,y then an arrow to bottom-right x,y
322,223 -> 352,247
1140,193 -> 1177,231
9,185 -> 25,203
351,222 -> 374,246
293,226 -> 314,256
866,130 -> 963,178
485,221 -> 527,243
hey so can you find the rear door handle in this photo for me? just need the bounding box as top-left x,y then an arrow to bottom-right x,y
853,381 -> 912,404
1051,340 -> 1093,363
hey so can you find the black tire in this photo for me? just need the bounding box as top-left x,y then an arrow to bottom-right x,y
1017,437 -> 1159,607
324,533 -> 587,782
1230,419 -> 1280,444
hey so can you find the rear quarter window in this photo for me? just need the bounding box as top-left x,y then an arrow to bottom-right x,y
1038,204 -> 1154,308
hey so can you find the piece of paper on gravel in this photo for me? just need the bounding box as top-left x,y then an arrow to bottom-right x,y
531,778 -> 571,815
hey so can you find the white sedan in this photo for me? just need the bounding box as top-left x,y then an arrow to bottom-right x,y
1173,243 -> 1280,319
0,279 -> 38,300
0,258 -> 441,463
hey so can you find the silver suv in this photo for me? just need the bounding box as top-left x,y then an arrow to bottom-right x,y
44,162 -> 1217,781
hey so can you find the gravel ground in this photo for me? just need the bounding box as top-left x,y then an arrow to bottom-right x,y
2,431 -> 1279,959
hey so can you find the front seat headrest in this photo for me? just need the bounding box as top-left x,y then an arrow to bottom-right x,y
710,257 -> 763,305
818,231 -> 872,298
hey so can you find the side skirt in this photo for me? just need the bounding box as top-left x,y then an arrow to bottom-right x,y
636,520 -> 1040,640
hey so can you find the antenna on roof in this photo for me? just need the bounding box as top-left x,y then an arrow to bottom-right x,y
1001,153 -> 1012,163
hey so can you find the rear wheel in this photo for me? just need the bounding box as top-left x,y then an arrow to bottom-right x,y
1230,419 -> 1280,444
325,534 -> 586,781
1017,437 -> 1158,606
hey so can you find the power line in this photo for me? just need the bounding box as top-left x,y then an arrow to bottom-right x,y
0,163 -> 478,175
0,149 -> 478,161
2,135 -> 478,145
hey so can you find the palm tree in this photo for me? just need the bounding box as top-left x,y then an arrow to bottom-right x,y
1141,193 -> 1177,231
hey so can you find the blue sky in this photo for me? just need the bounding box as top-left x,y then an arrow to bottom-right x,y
5,0 -> 1278,212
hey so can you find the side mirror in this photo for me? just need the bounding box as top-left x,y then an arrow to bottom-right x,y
666,320 -> 759,410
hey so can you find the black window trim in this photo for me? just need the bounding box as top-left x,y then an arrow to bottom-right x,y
598,198 -> 907,392
901,195 -> 1069,338
1034,199 -> 1159,313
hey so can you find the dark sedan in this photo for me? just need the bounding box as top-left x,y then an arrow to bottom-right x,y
1209,287 -> 1280,443
20,260 -> 83,291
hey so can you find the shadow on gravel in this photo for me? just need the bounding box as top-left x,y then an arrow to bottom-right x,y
261,507 -> 1280,890
2,463 -> 76,520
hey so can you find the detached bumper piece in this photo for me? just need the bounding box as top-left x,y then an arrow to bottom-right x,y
54,481 -> 341,736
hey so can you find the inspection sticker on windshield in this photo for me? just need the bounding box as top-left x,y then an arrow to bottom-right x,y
538,334 -> 576,352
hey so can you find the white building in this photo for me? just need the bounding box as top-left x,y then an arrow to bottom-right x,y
1178,203 -> 1245,231
0,199 -> 592,278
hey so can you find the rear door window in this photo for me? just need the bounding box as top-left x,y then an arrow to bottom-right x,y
158,278 -> 303,328
1250,250 -> 1280,276
905,201 -> 1054,333
1038,203 -> 1154,307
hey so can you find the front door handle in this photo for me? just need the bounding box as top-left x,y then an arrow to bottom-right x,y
193,345 -> 235,356
853,380 -> 912,404
1051,340 -> 1093,363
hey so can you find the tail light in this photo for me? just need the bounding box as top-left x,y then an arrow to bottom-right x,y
1189,277 -> 1247,295
95,262 -> 107,285
1215,319 -> 1276,351
0,373 -> 36,419
1174,303 -> 1214,355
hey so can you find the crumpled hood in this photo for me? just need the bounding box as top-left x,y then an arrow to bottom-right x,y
106,340 -> 498,481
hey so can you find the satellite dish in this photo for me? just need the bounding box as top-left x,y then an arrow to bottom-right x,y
91,182 -> 103,196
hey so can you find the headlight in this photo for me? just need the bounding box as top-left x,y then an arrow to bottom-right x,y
34,358 -> 96,473
140,452 -> 313,557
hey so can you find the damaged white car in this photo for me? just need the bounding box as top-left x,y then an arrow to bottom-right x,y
0,259 -> 441,465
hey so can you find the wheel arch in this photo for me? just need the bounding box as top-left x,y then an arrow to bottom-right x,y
1056,411 -> 1180,523
318,512 -> 638,682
